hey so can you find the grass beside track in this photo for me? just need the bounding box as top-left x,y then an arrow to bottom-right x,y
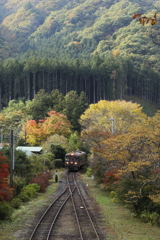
1,170 -> 160,240
0,175 -> 60,240
82,174 -> 160,240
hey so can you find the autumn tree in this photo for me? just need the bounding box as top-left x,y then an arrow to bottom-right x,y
21,119 -> 44,146
23,111 -> 73,146
41,111 -> 72,138
96,113 -> 160,214
98,122 -> 155,177
80,100 -> 147,184
133,12 -> 160,25
80,100 -> 146,148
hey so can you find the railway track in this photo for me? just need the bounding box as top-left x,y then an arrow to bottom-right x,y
29,171 -> 102,240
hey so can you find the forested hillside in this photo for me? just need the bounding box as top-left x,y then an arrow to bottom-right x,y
0,0 -> 160,108
0,0 -> 160,69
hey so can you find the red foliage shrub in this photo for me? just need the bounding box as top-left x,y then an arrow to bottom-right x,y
30,171 -> 52,192
0,152 -> 13,201
152,168 -> 160,175
103,171 -> 121,192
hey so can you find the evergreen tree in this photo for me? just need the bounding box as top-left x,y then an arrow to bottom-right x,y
26,89 -> 51,122
63,90 -> 88,132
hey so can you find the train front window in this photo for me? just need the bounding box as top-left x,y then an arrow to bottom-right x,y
70,156 -> 75,164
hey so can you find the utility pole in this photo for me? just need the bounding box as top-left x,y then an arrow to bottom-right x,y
44,151 -> 46,174
10,129 -> 14,188
25,124 -> 27,145
1,128 -> 3,143
108,118 -> 114,135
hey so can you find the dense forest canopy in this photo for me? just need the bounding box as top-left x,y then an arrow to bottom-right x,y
0,0 -> 160,109
0,0 -> 160,69
0,56 -> 160,109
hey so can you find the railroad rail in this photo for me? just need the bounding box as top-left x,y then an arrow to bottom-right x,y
29,171 -> 101,240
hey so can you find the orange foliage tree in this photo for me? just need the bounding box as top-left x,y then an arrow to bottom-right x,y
81,100 -> 160,211
0,152 -> 13,201
98,122 -> 155,177
133,13 -> 160,25
96,117 -> 160,205
23,119 -> 46,146
23,111 -> 73,146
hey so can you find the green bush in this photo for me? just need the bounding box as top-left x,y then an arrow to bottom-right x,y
110,191 -> 119,203
0,201 -> 13,221
11,198 -> 21,209
18,183 -> 40,202
18,192 -> 30,202
86,167 -> 92,177
13,176 -> 27,195
149,212 -> 160,226
54,159 -> 62,168
28,183 -> 40,193
140,210 -> 160,226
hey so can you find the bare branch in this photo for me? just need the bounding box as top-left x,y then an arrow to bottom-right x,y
140,172 -> 160,195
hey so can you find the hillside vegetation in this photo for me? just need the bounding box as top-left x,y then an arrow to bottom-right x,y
0,0 -> 160,111
124,95 -> 158,116
0,0 -> 160,70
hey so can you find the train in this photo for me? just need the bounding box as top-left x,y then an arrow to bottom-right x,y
65,151 -> 87,171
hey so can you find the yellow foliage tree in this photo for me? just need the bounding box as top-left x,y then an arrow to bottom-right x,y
80,100 -> 146,142
24,120 -> 45,146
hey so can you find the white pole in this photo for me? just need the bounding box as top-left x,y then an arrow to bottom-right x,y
1,128 -> 3,143
108,118 -> 114,135
44,151 -> 46,174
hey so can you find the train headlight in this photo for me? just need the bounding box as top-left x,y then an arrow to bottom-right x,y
70,162 -> 73,164
74,162 -> 78,165
66,162 -> 69,164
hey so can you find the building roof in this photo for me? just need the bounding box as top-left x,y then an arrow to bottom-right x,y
19,150 -> 34,156
16,146 -> 43,155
